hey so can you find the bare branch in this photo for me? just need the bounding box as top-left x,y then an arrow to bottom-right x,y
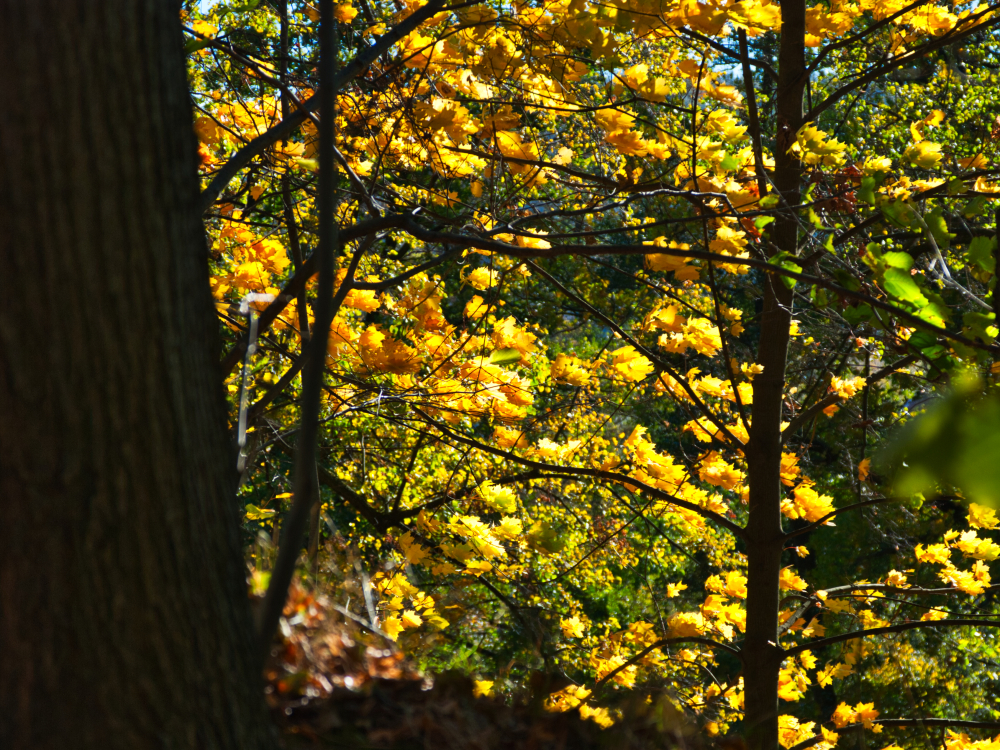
812,582 -> 1000,599
526,259 -> 744,447
257,5 -> 346,660
394,219 -> 999,355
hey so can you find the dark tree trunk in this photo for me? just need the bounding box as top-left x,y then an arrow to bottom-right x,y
743,3 -> 806,750
0,3 -> 274,748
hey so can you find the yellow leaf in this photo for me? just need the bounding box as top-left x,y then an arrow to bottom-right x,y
194,116 -> 222,144
333,2 -> 358,22
610,345 -> 655,382
560,615 -> 587,638
958,154 -> 989,170
466,266 -> 500,290
858,458 -> 871,482
464,294 -> 488,320
396,609 -> 421,630
473,679 -> 494,697
779,567 -> 808,591
969,502 -> 999,529
383,615 -> 404,640
905,141 -> 943,170
666,582 -> 688,597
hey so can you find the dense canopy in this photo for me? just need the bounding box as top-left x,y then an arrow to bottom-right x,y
184,0 -> 1000,748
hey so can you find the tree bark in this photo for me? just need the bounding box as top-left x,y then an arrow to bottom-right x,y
744,3 -> 807,750
0,3 -> 274,748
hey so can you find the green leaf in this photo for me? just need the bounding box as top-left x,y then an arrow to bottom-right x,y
526,522 -> 566,554
754,216 -> 775,230
832,268 -> 861,292
963,311 -> 997,344
245,504 -> 277,521
769,252 -> 802,289
185,38 -> 213,54
883,268 -> 928,306
880,201 -> 911,229
921,344 -> 948,360
810,285 -> 830,308
963,196 -> 987,219
908,331 -> 938,350
859,175 -> 877,205
862,243 -> 883,273
720,154 -> 740,172
883,251 -> 914,270
968,235 -> 996,274
926,208 -> 954,250
760,194 -> 780,209
919,304 -> 949,328
219,0 -> 261,16
882,269 -> 916,301
844,303 -> 873,326
489,348 -> 522,365
921,289 -> 952,327
881,379 -> 1000,507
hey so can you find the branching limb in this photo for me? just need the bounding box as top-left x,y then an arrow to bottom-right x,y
198,0 -> 461,211
392,219 -> 1000,355
525,259 -> 744,447
806,7 -> 1000,121
782,619 -> 1000,657
781,355 -> 918,443
809,582 -> 1000,599
783,495 -> 903,540
408,406 -> 748,539
591,637 -> 743,693
257,4 -> 347,661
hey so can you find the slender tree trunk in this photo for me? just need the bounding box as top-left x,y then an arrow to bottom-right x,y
0,3 -> 274,748
744,5 -> 807,750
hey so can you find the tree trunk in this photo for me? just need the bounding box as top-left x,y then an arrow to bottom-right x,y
0,3 -> 274,748
744,4 -> 806,750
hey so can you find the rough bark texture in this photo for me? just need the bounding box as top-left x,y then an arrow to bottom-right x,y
0,3 -> 274,748
744,3 -> 807,750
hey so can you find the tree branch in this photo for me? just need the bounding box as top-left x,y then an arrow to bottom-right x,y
810,582 -> 1000,599
218,214 -> 442,377
805,0 -> 934,75
408,406 -> 749,539
198,0 -> 458,211
806,8 -> 1000,121
783,495 -> 903,540
781,355 -> 917,443
526,259 -> 744,447
394,219 -> 998,354
257,1 -> 347,661
783,619 -> 1000,657
591,636 -> 742,692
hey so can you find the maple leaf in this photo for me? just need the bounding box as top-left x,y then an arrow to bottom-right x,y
560,616 -> 587,638
382,615 -> 405,640
968,502 -> 999,529
905,141 -> 944,169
